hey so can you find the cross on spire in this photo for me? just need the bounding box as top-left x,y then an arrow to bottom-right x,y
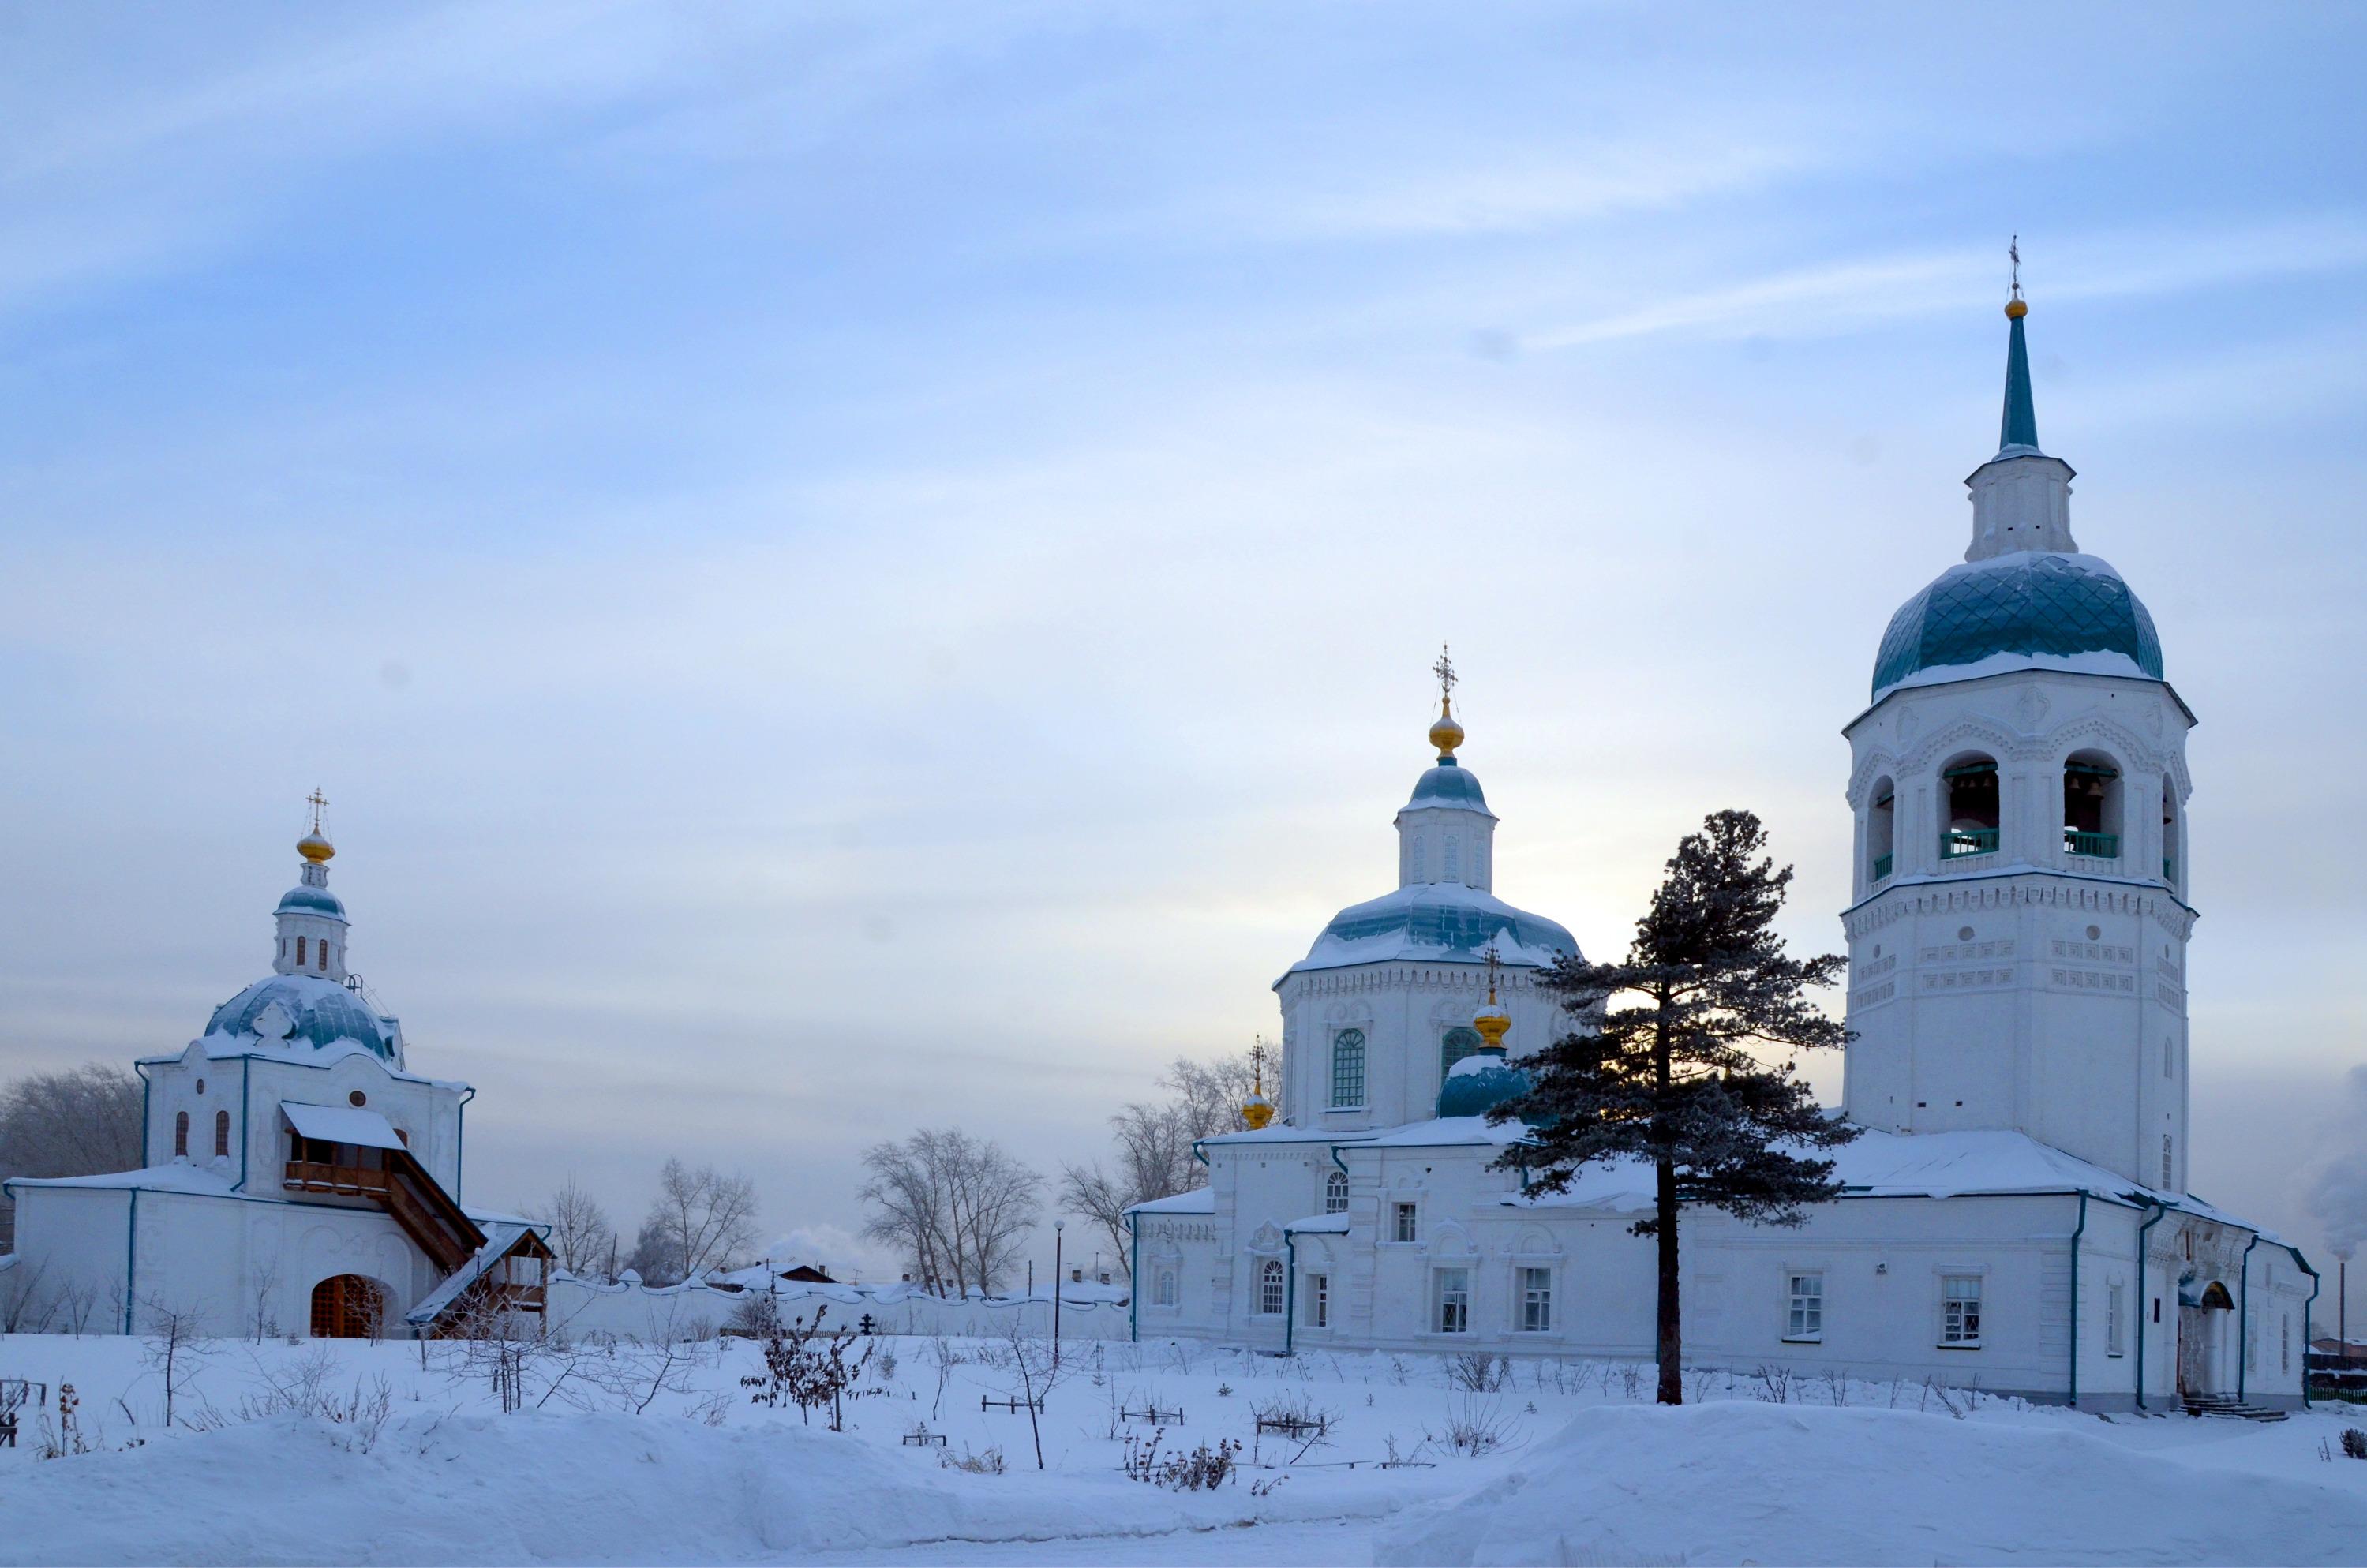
306,788 -> 329,834
1432,644 -> 1457,705
2009,234 -> 2021,301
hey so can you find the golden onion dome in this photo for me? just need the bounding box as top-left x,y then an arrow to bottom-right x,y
2005,297 -> 2028,320
1241,1092 -> 1275,1131
1473,1008 -> 1511,1051
1429,696 -> 1465,758
297,831 -> 335,863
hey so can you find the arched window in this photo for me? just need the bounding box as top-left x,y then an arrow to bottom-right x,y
215,1110 -> 230,1157
1257,1258 -> 1285,1315
1441,1025 -> 1484,1077
1443,837 -> 1461,881
2162,791 -> 2179,887
309,1274 -> 387,1339
317,940 -> 328,972
295,936 -> 307,967
1867,777 -> 1896,883
1328,1029 -> 1366,1109
1940,754 -> 1999,860
1411,836 -> 1425,881
2062,750 -> 2122,861
1155,1268 -> 1177,1307
2162,1135 -> 2174,1189
174,1110 -> 189,1157
1324,1170 -> 1350,1214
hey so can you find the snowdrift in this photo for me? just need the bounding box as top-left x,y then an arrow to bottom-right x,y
0,1408 -> 1389,1566
1380,1401 -> 2367,1567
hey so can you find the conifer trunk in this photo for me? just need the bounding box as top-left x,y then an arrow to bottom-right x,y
1655,1158 -> 1681,1405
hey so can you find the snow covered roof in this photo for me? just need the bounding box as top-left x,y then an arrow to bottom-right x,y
1126,1188 -> 1216,1216
1283,1214 -> 1350,1234
1503,1128 -> 2294,1244
404,1223 -> 538,1326
4,1163 -> 242,1197
281,1100 -> 406,1151
204,973 -> 399,1060
1283,881 -> 1579,981
1361,1114 -> 1533,1150
140,1034 -> 463,1088
1871,551 -> 2163,702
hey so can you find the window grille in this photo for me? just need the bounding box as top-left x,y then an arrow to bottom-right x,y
1324,1171 -> 1349,1214
1257,1258 -> 1284,1315
174,1110 -> 189,1157
1305,1273 -> 1328,1328
1155,1270 -> 1176,1308
215,1110 -> 230,1158
296,937 -> 306,967
1435,1268 -> 1469,1334
1440,1026 -> 1484,1077
1330,1030 -> 1366,1109
1941,1274 -> 1983,1345
2107,1283 -> 2125,1356
1393,1203 -> 1418,1244
1520,1267 -> 1552,1332
1786,1272 -> 1823,1339
2162,1135 -> 2174,1188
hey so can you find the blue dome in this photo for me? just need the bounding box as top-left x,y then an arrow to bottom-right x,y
1873,552 -> 2163,700
1405,762 -> 1490,812
274,885 -> 348,920
205,974 -> 396,1058
1436,1053 -> 1534,1120
1290,884 -> 1579,976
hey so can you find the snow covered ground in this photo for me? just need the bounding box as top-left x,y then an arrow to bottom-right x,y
4,1330 -> 2365,1565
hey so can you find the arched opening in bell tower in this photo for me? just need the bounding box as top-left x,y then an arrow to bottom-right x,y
2062,750 -> 2123,862
1939,754 -> 1999,860
2162,791 -> 2181,888
1867,777 -> 1896,883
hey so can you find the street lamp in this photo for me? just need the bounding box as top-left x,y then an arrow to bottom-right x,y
1053,1219 -> 1065,1367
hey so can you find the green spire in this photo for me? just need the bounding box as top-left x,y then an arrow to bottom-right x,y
1998,299 -> 2039,454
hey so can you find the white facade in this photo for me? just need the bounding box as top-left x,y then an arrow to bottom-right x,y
1129,303 -> 2320,1412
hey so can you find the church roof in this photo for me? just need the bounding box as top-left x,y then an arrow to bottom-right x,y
273,885 -> 348,920
1871,551 -> 2163,701
1284,881 -> 1577,980
1403,761 -> 1492,814
204,973 -> 400,1059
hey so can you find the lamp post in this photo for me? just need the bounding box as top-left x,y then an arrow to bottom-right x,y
1053,1220 -> 1065,1368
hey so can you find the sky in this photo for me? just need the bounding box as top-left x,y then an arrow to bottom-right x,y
2,2 -> 2363,1315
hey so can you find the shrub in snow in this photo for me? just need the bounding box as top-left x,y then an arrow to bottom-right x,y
1122,1430 -> 1241,1491
742,1305 -> 874,1431
1444,1353 -> 1511,1393
2343,1428 -> 2367,1461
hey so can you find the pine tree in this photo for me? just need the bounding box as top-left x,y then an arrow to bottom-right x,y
1492,809 -> 1857,1405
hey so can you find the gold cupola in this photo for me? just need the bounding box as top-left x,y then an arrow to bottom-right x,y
297,787 -> 335,863
1241,1038 -> 1276,1131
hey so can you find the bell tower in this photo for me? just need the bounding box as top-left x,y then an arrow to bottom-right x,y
1839,280 -> 2197,1191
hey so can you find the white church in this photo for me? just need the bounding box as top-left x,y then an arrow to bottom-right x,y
1129,294 -> 2320,1412
1,805 -> 551,1339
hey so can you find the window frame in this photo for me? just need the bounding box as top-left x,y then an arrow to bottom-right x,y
174,1110 -> 189,1158
1519,1266 -> 1552,1334
1328,1028 -> 1368,1110
1257,1257 -> 1285,1317
1938,1272 -> 1984,1348
1153,1268 -> 1178,1308
1784,1270 -> 1825,1342
1324,1170 -> 1349,1214
1305,1271 -> 1329,1329
2107,1281 -> 2125,1357
1433,1267 -> 1470,1334
214,1109 -> 231,1158
1391,1202 -> 1418,1244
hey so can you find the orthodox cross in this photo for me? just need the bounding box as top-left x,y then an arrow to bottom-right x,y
1482,943 -> 1502,1005
2009,234 -> 2021,301
1249,1037 -> 1270,1096
1432,644 -> 1457,705
306,788 -> 329,833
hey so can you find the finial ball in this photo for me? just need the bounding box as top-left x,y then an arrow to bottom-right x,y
2004,298 -> 2028,320
298,831 -> 335,863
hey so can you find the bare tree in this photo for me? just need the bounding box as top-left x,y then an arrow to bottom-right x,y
860,1128 -> 1041,1297
139,1296 -> 213,1428
1059,1050 -> 1268,1276
245,1251 -> 284,1342
629,1160 -> 758,1285
528,1178 -> 615,1277
0,1065 -> 143,1249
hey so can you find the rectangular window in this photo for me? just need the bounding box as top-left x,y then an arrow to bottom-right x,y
2162,1134 -> 2174,1188
1305,1273 -> 1328,1329
2107,1283 -> 2125,1356
2282,1315 -> 2290,1373
1786,1272 -> 1824,1340
296,936 -> 306,967
1520,1267 -> 1552,1332
1393,1203 -> 1418,1244
1434,1267 -> 1469,1334
1941,1274 -> 1983,1345
1329,1029 -> 1367,1109
2246,1312 -> 2258,1372
1155,1269 -> 1177,1308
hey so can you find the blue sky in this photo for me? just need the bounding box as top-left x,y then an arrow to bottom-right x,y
2,3 -> 2363,1301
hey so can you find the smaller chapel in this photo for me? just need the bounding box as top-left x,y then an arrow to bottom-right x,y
1128,294 -> 2321,1413
1,802 -> 550,1338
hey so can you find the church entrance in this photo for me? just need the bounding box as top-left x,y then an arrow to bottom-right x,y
309,1274 -> 388,1339
2178,1281 -> 2234,1398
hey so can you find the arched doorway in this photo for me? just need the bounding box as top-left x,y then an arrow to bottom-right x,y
309,1274 -> 388,1339
2178,1281 -> 2234,1397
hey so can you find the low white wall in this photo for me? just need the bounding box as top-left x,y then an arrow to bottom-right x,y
543,1275 -> 1133,1343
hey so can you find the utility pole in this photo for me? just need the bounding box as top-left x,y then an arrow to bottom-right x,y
1053,1219 -> 1065,1368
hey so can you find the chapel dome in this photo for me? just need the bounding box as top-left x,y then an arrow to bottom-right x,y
1405,762 -> 1491,812
1870,551 -> 2163,702
274,884 -> 348,920
1436,1052 -> 1534,1121
1288,883 -> 1578,977
204,972 -> 399,1059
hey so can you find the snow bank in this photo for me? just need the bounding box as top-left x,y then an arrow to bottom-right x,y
1380,1402 -> 2367,1567
0,1405 -> 1394,1566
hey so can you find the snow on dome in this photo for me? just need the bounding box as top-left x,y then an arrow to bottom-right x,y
1404,761 -> 1492,814
204,973 -> 399,1059
1286,881 -> 1578,979
1871,550 -> 2163,702
273,884 -> 348,920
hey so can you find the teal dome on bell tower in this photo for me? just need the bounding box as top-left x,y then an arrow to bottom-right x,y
1869,291 -> 2166,703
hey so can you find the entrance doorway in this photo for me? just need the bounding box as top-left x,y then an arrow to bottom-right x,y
309,1274 -> 388,1339
2178,1281 -> 2234,1398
